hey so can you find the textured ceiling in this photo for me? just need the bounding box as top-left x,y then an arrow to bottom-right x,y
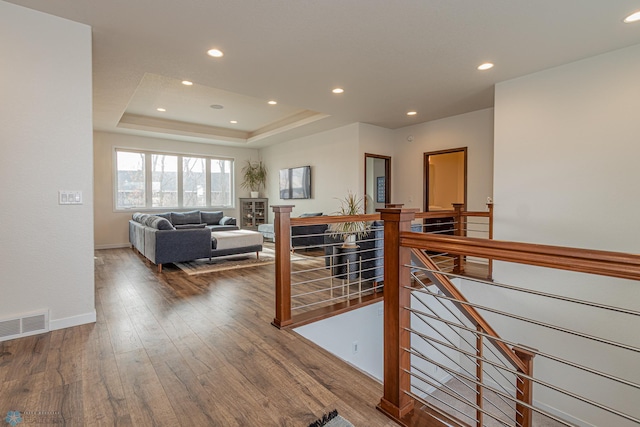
6,0 -> 640,147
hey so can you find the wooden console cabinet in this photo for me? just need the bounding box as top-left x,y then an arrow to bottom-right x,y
240,198 -> 268,230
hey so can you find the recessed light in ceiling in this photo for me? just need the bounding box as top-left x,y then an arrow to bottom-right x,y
407,111 -> 417,116
182,80 -> 193,86
477,62 -> 494,71
230,120 -> 238,124
207,48 -> 224,58
210,104 -> 224,109
624,10 -> 640,23
268,100 -> 278,105
332,88 -> 344,94
156,107 -> 166,112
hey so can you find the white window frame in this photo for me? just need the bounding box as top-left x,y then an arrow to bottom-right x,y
114,148 -> 235,211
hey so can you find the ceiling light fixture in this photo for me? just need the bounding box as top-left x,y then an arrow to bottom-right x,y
230,120 -> 238,124
268,100 -> 278,105
182,80 -> 193,86
210,104 -> 224,109
407,111 -> 417,116
624,10 -> 640,23
156,107 -> 166,112
332,88 -> 344,94
477,62 -> 494,71
207,48 -> 224,58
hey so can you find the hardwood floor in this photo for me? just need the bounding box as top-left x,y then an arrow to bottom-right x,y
0,248 -> 397,426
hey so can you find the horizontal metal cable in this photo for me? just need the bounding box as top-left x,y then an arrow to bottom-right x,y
407,351 -> 526,423
411,276 -> 522,390
406,337 -> 640,424
410,265 -> 640,318
291,287 -> 379,311
408,288 -> 640,396
408,382 -> 478,425
410,343 -> 516,421
405,348 -> 580,427
407,370 -> 514,427
411,285 -> 640,354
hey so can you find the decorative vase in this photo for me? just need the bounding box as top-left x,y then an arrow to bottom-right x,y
250,191 -> 259,198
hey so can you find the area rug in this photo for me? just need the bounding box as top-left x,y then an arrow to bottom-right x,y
308,410 -> 354,427
174,246 -> 313,275
174,248 -> 276,275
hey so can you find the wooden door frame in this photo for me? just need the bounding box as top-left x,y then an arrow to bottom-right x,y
423,147 -> 467,211
364,153 -> 391,213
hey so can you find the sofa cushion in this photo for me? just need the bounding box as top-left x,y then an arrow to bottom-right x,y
201,211 -> 224,225
147,215 -> 175,230
299,212 -> 323,218
171,210 -> 202,225
156,212 -> 172,221
174,223 -> 207,229
220,216 -> 236,225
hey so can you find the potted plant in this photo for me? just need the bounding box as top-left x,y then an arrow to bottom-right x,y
328,191 -> 369,248
240,160 -> 267,198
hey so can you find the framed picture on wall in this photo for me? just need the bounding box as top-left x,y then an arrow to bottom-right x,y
376,176 -> 386,203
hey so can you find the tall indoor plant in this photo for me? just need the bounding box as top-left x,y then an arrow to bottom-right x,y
241,160 -> 267,197
328,191 -> 369,248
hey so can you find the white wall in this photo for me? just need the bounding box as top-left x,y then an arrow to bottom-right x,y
394,108 -> 494,211
0,2 -> 95,329
93,131 -> 258,248
295,302 -> 385,381
259,123 -> 361,217
490,43 -> 640,426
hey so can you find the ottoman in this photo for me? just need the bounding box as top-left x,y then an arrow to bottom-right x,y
211,229 -> 264,258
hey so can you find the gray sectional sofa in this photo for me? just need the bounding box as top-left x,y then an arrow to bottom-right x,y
129,210 -> 261,272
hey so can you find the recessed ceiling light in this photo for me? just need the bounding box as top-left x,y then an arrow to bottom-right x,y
332,88 -> 344,94
624,10 -> 640,23
210,104 -> 224,109
477,62 -> 494,71
156,107 -> 166,112
182,80 -> 193,86
207,48 -> 224,58
268,100 -> 278,105
407,111 -> 417,116
230,120 -> 238,124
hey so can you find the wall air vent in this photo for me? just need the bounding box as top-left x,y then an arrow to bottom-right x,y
0,311 -> 49,342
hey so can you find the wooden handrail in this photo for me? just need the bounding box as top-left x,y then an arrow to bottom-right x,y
401,233 -> 640,281
290,213 -> 381,226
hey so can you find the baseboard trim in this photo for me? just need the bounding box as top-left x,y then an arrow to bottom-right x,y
534,400 -> 596,427
95,243 -> 130,250
49,310 -> 96,331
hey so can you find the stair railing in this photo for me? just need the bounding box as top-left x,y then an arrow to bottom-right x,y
377,208 -> 640,427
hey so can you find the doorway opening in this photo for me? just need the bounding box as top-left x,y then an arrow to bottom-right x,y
364,153 -> 391,214
424,148 -> 467,212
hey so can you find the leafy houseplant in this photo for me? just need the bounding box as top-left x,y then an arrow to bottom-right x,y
240,160 -> 267,197
328,191 -> 369,248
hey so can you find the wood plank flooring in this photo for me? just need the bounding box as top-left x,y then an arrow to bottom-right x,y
0,248 -> 397,426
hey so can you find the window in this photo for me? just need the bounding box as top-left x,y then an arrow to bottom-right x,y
115,149 -> 234,210
116,151 -> 145,208
151,154 -> 177,207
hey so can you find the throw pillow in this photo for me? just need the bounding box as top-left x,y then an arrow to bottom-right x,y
201,211 -> 224,225
220,216 -> 236,225
156,212 -> 172,222
147,216 -> 175,230
171,210 -> 202,225
299,212 -> 323,217
174,223 -> 207,229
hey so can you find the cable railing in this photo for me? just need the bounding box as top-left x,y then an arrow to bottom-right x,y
271,204 -> 493,329
377,208 -> 640,427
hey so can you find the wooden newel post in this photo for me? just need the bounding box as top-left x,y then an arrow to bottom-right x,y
452,203 -> 465,274
377,208 -> 418,421
271,205 -> 294,329
514,346 -> 536,427
487,202 -> 494,280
